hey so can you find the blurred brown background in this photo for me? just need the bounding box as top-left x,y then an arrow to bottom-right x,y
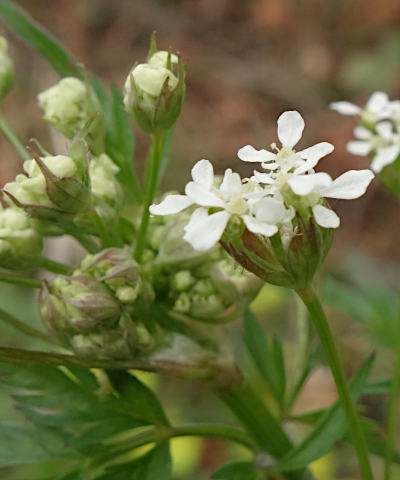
1,0 -> 400,262
0,2 -> 400,478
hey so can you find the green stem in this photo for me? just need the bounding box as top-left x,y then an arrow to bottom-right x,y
0,273 -> 42,289
296,286 -> 374,480
285,295 -> 312,414
384,292 -> 400,480
215,382 -> 312,480
40,257 -> 70,275
0,308 -> 56,345
0,108 -> 30,161
70,232 -> 100,254
134,133 -> 163,263
92,422 -> 255,467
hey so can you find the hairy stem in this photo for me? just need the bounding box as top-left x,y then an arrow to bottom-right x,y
296,285 -> 373,480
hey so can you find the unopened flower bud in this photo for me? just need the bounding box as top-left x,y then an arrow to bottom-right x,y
38,77 -> 105,154
221,213 -> 334,290
123,48 -> 185,133
0,37 -> 13,101
3,152 -> 90,222
0,205 -> 42,270
40,276 -> 121,336
89,153 -> 124,213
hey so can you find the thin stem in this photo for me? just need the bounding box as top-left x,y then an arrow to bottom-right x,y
134,133 -> 163,263
296,286 -> 374,480
90,422 -> 255,469
40,257 -> 70,275
0,308 -> 56,345
384,291 -> 400,480
285,295 -> 312,414
0,108 -> 30,161
0,345 -> 239,382
0,273 -> 42,289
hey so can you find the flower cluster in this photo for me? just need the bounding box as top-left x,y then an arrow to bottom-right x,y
151,111 -> 374,251
331,91 -> 400,174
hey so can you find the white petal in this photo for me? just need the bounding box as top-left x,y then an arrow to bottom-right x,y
288,172 -> 332,196
353,126 -> 372,140
375,121 -> 394,141
191,159 -> 214,190
296,142 -> 334,173
237,145 -> 276,163
252,197 -> 288,224
251,170 -> 274,184
370,146 -> 400,173
261,162 -> 279,171
219,168 -> 243,200
184,207 -> 208,232
366,91 -> 389,113
312,204 -> 340,228
320,169 -> 374,199
346,140 -> 372,156
149,195 -> 193,215
277,111 -> 305,149
183,210 -> 230,251
330,101 -> 362,116
185,181 -> 225,207
242,215 -> 278,237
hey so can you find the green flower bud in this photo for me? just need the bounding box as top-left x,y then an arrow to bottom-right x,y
38,77 -> 105,154
40,276 -> 121,336
3,151 -> 90,222
0,205 -> 42,270
123,48 -> 186,133
221,213 -> 334,290
0,37 -> 13,100
89,153 -> 124,213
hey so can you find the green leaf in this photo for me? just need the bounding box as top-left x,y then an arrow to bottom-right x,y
0,0 -> 82,77
91,78 -> 141,203
244,309 -> 286,403
362,379 -> 391,396
106,370 -> 169,426
344,419 -> 400,465
95,441 -> 172,480
0,422 -> 78,465
323,277 -> 398,349
212,461 -> 260,480
276,354 -> 374,471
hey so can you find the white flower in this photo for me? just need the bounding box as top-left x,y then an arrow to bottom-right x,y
238,111 -> 334,175
287,170 -> 375,228
346,122 -> 400,173
150,159 -> 291,250
330,91 -> 390,124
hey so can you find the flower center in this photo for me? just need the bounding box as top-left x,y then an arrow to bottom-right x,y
225,197 -> 248,215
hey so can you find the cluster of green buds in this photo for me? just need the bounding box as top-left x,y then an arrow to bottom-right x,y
0,204 -> 42,270
38,77 -> 105,154
40,248 -> 165,360
3,140 -> 90,223
221,214 -> 334,290
88,153 -> 124,218
123,36 -> 186,133
147,208 -> 263,323
0,36 -> 13,101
